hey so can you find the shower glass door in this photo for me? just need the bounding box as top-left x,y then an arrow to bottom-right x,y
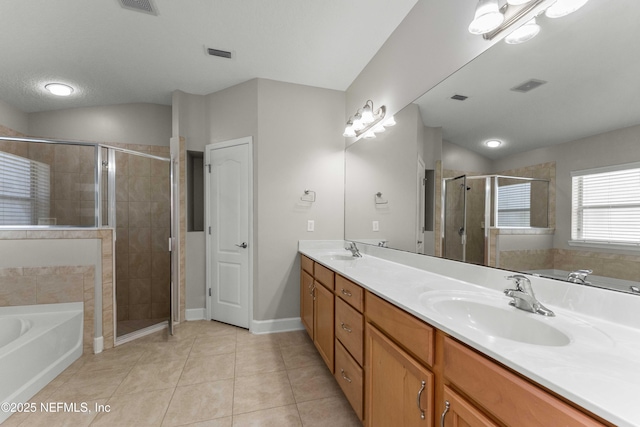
110,148 -> 173,339
443,175 -> 467,262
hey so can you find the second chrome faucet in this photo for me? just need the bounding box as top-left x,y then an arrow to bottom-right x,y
504,275 -> 555,317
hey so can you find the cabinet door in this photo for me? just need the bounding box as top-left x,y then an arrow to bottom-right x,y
440,386 -> 498,427
300,269 -> 314,338
365,323 -> 434,427
314,281 -> 334,372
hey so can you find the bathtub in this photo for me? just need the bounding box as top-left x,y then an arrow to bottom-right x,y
0,302 -> 83,424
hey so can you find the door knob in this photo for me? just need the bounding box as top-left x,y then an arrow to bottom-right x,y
235,242 -> 248,248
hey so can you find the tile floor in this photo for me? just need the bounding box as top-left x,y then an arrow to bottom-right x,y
2,320 -> 362,427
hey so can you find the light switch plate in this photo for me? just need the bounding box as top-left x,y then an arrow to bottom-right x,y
373,220 -> 379,231
307,220 -> 315,232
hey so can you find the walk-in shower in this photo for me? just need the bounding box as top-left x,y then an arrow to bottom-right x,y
0,136 -> 176,341
442,175 -> 550,265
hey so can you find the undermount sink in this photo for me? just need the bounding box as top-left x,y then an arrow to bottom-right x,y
420,291 -> 571,347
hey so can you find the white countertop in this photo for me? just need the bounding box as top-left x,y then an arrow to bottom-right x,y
299,240 -> 640,427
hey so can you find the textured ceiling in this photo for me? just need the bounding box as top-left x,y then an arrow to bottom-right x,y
415,0 -> 640,159
0,0 -> 418,113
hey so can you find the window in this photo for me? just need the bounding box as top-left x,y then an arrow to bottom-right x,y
571,163 -> 640,246
0,152 -> 50,225
497,182 -> 531,227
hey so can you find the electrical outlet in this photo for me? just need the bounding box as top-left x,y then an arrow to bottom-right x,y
307,220 -> 315,232
372,220 -> 379,232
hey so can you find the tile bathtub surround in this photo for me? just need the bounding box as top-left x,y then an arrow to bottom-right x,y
0,228 -> 115,351
0,265 -> 95,353
1,320 -> 361,427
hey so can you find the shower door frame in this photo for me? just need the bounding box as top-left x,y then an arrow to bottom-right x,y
104,146 -> 176,343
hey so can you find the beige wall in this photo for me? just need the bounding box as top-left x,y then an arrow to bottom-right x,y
174,78 -> 345,322
28,103 -> 171,146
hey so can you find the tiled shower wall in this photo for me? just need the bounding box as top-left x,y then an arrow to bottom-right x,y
0,139 -> 98,226
113,144 -> 171,323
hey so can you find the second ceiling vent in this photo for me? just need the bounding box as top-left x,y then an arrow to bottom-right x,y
118,0 -> 157,15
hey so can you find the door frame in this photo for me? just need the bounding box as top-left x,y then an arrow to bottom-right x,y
204,136 -> 254,331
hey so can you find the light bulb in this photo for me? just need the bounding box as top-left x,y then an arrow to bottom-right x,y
352,113 -> 364,131
505,17 -> 540,44
545,0 -> 589,18
383,116 -> 396,127
45,83 -> 74,96
360,103 -> 374,124
343,121 -> 356,137
468,0 -> 505,35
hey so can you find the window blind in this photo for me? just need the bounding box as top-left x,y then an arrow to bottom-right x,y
572,165 -> 640,244
0,152 -> 50,225
497,182 -> 531,227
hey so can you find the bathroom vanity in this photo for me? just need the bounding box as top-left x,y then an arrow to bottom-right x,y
299,241 -> 640,427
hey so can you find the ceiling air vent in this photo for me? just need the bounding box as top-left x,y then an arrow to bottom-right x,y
118,0 -> 157,15
450,94 -> 468,101
207,48 -> 233,59
511,79 -> 547,93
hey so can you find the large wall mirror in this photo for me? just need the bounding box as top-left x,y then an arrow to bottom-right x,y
345,0 -> 640,295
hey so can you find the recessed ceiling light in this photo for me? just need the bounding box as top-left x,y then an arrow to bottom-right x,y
45,83 -> 74,97
485,139 -> 502,148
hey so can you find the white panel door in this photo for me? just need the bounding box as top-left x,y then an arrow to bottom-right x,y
206,138 -> 251,329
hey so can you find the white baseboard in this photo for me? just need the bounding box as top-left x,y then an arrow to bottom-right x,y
93,336 -> 104,354
251,317 -> 304,334
185,308 -> 206,321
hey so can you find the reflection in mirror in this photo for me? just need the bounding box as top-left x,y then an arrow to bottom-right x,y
345,0 -> 640,295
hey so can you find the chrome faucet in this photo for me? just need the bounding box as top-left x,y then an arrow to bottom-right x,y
504,275 -> 555,317
567,269 -> 592,285
345,242 -> 362,257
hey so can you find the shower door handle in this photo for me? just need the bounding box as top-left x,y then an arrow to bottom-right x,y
458,227 -> 465,236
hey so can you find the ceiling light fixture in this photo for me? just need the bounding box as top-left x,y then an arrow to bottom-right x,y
468,0 -> 589,44
45,83 -> 74,97
485,140 -> 502,148
343,100 -> 394,139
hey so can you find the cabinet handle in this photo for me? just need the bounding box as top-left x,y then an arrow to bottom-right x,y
341,288 -> 352,297
310,284 -> 316,301
340,369 -> 352,383
340,322 -> 352,333
417,380 -> 426,420
440,400 -> 450,427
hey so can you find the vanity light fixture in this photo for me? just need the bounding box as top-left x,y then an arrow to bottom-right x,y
45,83 -> 74,96
485,139 -> 502,148
505,17 -> 540,44
469,0 -> 590,44
545,0 -> 589,18
344,100 -> 393,139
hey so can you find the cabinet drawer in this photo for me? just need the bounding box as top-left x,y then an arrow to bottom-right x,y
335,297 -> 364,366
314,262 -> 335,290
301,254 -> 313,275
365,291 -> 434,367
444,337 -> 607,427
335,339 -> 363,421
336,274 -> 364,312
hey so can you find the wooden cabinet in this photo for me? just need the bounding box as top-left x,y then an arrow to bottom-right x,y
314,280 -> 335,372
300,269 -> 314,337
299,255 -> 612,427
440,386 -> 499,427
443,337 -> 608,427
365,323 -> 434,427
299,255 -> 335,373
